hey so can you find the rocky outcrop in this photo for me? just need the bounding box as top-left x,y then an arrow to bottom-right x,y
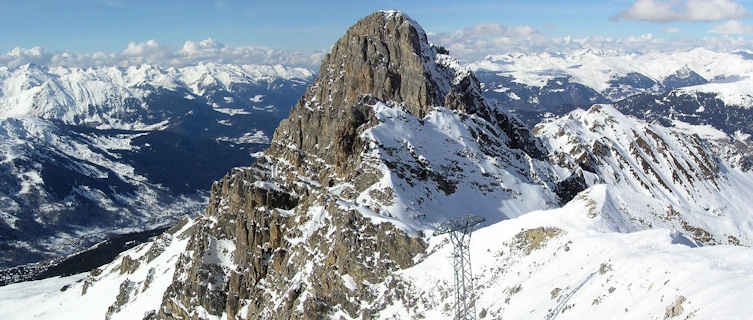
554,171 -> 588,204
151,10 -> 565,320
157,161 -> 427,319
268,11 -> 546,181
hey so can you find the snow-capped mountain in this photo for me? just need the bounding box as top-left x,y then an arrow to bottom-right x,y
3,11 -> 753,320
6,184 -> 753,319
473,48 -> 753,127
470,48 -> 748,97
535,104 -> 753,246
0,62 -> 312,268
0,63 -> 311,128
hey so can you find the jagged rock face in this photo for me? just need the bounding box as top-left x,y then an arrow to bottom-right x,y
11,23 -> 753,320
153,11 -> 566,320
304,11 -> 479,118
12,15 -> 753,320
157,163 -> 427,319
539,104 -> 721,193
268,11 -> 545,179
308,12 -> 436,116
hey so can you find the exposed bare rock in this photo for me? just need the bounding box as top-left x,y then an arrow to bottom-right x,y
664,296 -> 686,319
151,10 -> 567,320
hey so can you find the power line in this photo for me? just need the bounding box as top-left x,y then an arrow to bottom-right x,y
435,215 -> 485,320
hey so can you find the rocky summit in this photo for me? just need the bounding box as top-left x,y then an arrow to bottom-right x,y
55,10 -> 570,319
5,10 -> 753,320
152,11 -> 569,319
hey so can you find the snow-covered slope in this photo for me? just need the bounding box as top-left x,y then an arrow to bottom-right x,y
0,218 -> 197,320
388,185 -> 753,319
535,104 -> 753,246
471,48 -> 753,115
0,63 -> 312,128
471,48 -> 736,94
4,185 -> 752,320
3,11 -> 753,320
0,63 -> 312,268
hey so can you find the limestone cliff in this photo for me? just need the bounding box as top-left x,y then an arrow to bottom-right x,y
153,10 -> 565,320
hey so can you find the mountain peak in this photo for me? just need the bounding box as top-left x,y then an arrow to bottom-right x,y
300,10 -> 485,118
269,11 -> 546,180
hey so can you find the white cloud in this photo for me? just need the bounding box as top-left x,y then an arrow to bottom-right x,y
430,23 -> 539,43
122,39 -> 163,56
709,20 -> 753,34
5,26 -> 753,70
663,26 -> 681,33
429,23 -> 549,61
0,39 -> 324,69
613,0 -> 748,22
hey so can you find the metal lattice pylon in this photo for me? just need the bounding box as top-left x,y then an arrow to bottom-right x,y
435,215 -> 485,320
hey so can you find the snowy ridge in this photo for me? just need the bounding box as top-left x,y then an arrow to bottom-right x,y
470,48 -> 741,91
535,104 -> 753,246
4,10 -> 753,320
384,185 -> 753,319
340,101 -> 564,232
5,185 -> 753,319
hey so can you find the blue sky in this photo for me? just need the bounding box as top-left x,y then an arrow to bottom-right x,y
2,0 -> 753,66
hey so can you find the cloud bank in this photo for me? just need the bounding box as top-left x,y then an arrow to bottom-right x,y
709,20 -> 753,34
1,38 -> 325,69
4,22 -> 753,70
428,22 -> 753,62
612,0 -> 748,22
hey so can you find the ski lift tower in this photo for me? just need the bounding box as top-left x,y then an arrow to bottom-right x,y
435,215 -> 485,320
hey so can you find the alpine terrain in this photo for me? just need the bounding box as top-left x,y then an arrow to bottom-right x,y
2,11 -> 753,320
0,62 -> 312,268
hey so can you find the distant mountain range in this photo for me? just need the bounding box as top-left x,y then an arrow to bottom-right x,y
3,11 -> 753,320
0,62 -> 312,267
5,46 -> 753,271
473,48 -> 753,174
